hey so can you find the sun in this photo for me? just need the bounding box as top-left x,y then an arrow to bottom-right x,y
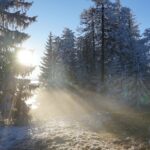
17,50 -> 34,66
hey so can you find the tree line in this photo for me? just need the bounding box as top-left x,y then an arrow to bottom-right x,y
40,0 -> 150,107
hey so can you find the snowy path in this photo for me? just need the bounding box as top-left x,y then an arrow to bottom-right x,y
0,114 -> 149,150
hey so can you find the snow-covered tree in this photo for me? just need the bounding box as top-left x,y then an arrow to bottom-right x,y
40,33 -> 56,87
0,0 -> 36,125
39,0 -> 150,107
61,28 -> 76,84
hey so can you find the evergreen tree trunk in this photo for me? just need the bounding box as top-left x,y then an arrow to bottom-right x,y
100,3 -> 105,91
91,8 -> 96,71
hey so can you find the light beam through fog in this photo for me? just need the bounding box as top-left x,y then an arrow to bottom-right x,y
1,0 -> 150,149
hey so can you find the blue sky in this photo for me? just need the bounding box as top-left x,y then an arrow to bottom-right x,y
23,0 -> 150,67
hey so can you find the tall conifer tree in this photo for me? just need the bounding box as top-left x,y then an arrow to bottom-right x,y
0,0 -> 36,125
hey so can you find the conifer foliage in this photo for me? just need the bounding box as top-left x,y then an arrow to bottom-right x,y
0,0 -> 36,125
40,0 -> 150,107
40,33 -> 57,88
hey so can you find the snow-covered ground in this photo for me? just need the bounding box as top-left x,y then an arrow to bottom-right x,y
0,126 -> 31,150
0,114 -> 149,150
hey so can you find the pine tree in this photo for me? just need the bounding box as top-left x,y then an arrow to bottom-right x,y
0,0 -> 36,125
77,0 -> 150,106
40,33 -> 56,88
80,0 -> 121,90
61,28 -> 76,85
